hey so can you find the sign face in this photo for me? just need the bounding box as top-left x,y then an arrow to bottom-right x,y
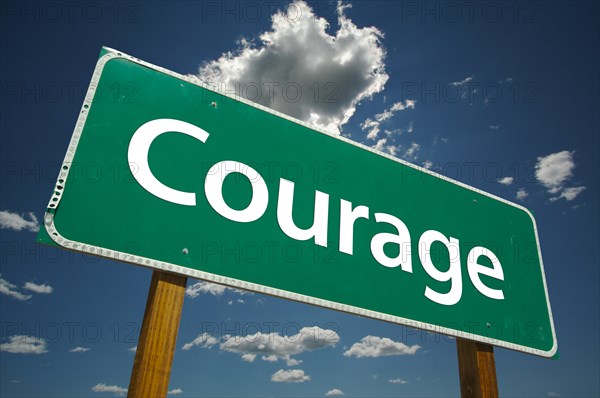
38,47 -> 557,357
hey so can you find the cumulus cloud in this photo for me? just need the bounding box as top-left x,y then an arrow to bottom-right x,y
516,189 -> 529,201
535,150 -> 586,202
185,281 -> 250,298
69,346 -> 91,353
271,369 -> 310,383
0,210 -> 39,232
0,335 -> 47,354
197,0 -> 388,133
343,336 -> 420,358
0,276 -> 32,301
168,388 -> 183,395
183,326 -> 338,365
181,333 -> 219,351
498,176 -> 514,185
535,151 -> 575,192
91,383 -> 127,396
23,282 -> 53,294
220,326 -> 338,364
389,378 -> 408,384
325,388 -> 345,396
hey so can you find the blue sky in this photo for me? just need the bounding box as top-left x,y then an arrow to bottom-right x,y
1,1 -> 598,397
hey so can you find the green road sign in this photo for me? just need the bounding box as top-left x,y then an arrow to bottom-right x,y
38,47 -> 557,357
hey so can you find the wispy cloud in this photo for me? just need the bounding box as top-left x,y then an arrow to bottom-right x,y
363,100 -> 416,140
69,346 -> 91,353
325,388 -> 345,396
0,210 -> 39,232
91,383 -> 127,396
185,281 -> 250,298
0,335 -> 47,354
168,388 -> 183,395
489,125 -> 500,130
0,276 -> 32,301
23,282 -> 53,294
450,75 -> 474,86
343,336 -> 420,358
271,369 -> 310,383
389,378 -> 409,384
404,142 -> 420,160
549,186 -> 586,202
197,0 -> 388,133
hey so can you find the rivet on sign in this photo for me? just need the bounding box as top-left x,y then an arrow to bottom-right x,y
182,248 -> 189,255
486,322 -> 491,328
473,199 -> 477,204
211,101 -> 217,109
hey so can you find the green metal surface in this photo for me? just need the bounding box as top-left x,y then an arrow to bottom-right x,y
38,49 -> 556,356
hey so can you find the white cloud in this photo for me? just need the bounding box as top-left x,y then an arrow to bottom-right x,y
364,100 -> 415,140
489,125 -> 500,130
185,281 -> 250,298
0,210 -> 39,232
450,75 -> 474,86
271,369 -> 310,383
371,137 -> 398,157
550,186 -> 586,202
23,282 -> 53,294
241,353 -> 256,362
0,276 -> 32,301
375,99 -> 416,122
343,336 -> 420,358
211,326 -> 338,364
0,335 -> 47,354
535,150 -> 575,192
516,189 -> 529,201
91,383 -> 127,396
361,118 -> 380,140
547,392 -> 560,397
181,332 -> 219,351
128,346 -> 137,353
325,388 -> 345,396
389,378 -> 408,384
404,142 -> 420,160
197,0 -> 388,133
422,160 -> 433,170
168,388 -> 183,395
69,346 -> 91,353
373,138 -> 387,152
498,176 -> 514,185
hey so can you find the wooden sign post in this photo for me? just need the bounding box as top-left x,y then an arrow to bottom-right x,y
128,271 -> 187,398
457,338 -> 499,398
